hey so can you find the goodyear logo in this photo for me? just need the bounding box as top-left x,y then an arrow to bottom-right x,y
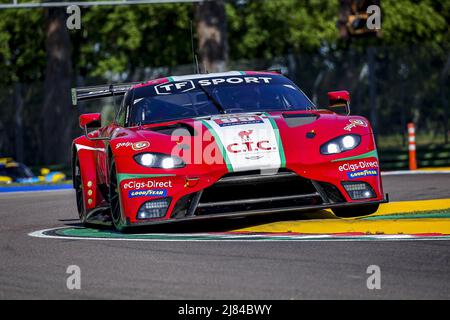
128,189 -> 167,198
347,169 -> 378,179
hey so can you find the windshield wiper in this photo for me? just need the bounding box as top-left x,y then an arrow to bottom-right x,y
198,85 -> 227,114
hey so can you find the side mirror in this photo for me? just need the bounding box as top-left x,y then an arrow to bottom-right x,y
79,113 -> 109,141
327,91 -> 351,115
79,113 -> 101,129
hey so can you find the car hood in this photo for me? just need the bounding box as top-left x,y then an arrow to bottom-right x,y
111,110 -> 374,169
128,110 -> 372,140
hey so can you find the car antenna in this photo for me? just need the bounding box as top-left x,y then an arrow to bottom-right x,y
109,83 -> 117,111
190,20 -> 200,74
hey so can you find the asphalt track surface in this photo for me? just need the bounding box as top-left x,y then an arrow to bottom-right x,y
1,174 -> 450,299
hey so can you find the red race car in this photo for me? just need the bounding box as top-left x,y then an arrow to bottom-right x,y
72,71 -> 387,231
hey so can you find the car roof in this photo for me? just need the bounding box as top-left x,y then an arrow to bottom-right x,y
132,71 -> 280,89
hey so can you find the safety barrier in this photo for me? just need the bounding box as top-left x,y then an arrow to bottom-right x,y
380,144 -> 450,171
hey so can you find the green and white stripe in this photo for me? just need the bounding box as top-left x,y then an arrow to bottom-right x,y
202,114 -> 286,172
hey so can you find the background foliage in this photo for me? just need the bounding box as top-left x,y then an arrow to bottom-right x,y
0,0 -> 449,166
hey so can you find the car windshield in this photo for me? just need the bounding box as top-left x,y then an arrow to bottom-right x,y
128,74 -> 315,125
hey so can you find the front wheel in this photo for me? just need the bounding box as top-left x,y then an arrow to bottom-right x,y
332,204 -> 379,218
109,159 -> 127,232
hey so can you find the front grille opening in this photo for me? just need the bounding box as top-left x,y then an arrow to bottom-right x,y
316,182 -> 345,203
196,196 -> 322,216
195,170 -> 322,216
200,172 -> 316,203
171,194 -> 195,218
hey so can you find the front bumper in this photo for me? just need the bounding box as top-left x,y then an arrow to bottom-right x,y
84,195 -> 388,227
116,169 -> 387,227
122,197 -> 389,227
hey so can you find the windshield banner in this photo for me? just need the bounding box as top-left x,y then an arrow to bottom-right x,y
153,76 -> 275,95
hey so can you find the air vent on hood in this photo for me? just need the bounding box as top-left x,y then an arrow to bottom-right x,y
148,123 -> 195,136
283,113 -> 318,127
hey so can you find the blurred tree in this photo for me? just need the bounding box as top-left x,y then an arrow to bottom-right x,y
226,0 -> 338,59
41,3 -> 74,164
196,0 -> 228,72
0,0 -> 449,166
383,0 -> 447,49
0,9 -> 45,162
0,9 -> 46,85
74,3 -> 194,80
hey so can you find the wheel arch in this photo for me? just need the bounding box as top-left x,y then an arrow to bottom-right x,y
72,136 -> 101,211
71,143 -> 77,188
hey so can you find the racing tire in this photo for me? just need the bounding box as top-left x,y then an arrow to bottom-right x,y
332,204 -> 379,218
109,159 -> 127,232
74,155 -> 88,224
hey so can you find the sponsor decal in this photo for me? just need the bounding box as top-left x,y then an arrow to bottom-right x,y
132,141 -> 150,151
155,81 -> 195,95
226,130 -> 276,154
338,160 -> 379,172
245,155 -> 264,160
347,169 -> 378,179
198,76 -> 273,87
201,114 -> 284,172
123,180 -> 172,190
239,130 -> 253,141
344,119 -> 368,131
213,115 -> 264,127
115,141 -> 150,151
128,189 -> 167,198
153,77 -> 273,95
115,142 -> 133,149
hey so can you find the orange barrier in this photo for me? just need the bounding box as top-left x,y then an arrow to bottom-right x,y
408,123 -> 417,170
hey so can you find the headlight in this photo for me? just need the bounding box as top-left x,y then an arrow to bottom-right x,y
320,134 -> 361,155
134,153 -> 185,169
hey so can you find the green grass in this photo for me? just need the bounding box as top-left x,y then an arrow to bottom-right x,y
362,208 -> 450,220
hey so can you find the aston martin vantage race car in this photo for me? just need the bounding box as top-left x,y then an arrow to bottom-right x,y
72,71 -> 387,231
